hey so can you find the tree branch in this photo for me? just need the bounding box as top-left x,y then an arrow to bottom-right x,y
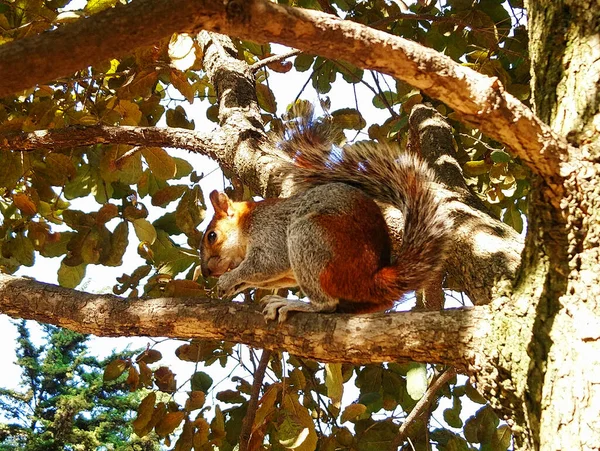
0,0 -> 567,189
0,274 -> 490,370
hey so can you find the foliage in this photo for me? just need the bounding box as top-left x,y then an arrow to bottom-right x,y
0,321 -> 160,450
0,0 -> 532,449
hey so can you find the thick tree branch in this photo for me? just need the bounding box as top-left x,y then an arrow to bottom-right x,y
0,125 -> 213,154
0,274 -> 490,371
0,0 -> 567,189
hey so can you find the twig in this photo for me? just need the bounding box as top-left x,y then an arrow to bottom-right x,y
390,367 -> 457,450
250,49 -> 302,72
239,349 -> 272,451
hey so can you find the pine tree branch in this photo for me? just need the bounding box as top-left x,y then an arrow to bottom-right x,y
0,274 -> 491,370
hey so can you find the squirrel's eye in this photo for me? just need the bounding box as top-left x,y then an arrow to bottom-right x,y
207,231 -> 217,244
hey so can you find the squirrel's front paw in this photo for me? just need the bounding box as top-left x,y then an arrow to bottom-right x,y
216,272 -> 242,298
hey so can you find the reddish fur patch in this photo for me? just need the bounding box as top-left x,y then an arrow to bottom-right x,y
316,194 -> 398,313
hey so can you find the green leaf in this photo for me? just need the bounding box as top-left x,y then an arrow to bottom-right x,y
133,218 -> 157,245
502,204 -> 524,233
191,371 -> 213,392
12,233 -> 35,266
294,54 -> 314,72
57,261 -> 86,288
406,363 -> 428,400
166,106 -> 195,130
490,149 -> 511,163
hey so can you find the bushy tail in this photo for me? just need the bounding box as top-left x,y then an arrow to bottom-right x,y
277,110 -> 449,295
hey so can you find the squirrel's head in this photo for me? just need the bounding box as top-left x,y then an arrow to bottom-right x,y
200,190 -> 250,278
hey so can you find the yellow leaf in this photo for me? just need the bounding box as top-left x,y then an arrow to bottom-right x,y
340,403 -> 367,423
185,391 -> 206,412
103,359 -> 128,382
155,411 -> 185,437
133,218 -> 157,245
132,392 -> 157,437
141,147 -> 177,180
325,363 -> 343,408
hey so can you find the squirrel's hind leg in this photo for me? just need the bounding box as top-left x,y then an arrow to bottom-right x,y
260,212 -> 340,322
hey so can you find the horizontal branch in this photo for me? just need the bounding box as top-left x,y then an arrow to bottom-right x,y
0,274 -> 490,370
0,0 -> 567,187
0,124 -> 212,153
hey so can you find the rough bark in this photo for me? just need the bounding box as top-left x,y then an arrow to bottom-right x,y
0,0 -> 567,189
0,273 -> 491,369
511,2 -> 600,450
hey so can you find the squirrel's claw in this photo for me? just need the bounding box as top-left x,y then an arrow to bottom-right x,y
260,295 -> 290,322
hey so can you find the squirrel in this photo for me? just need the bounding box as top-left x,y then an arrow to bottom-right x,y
200,108 -> 449,322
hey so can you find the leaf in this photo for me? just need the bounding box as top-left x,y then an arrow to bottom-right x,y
169,33 -> 197,72
103,359 -> 128,381
294,54 -> 314,72
490,149 -> 511,163
154,366 -> 176,393
85,0 -> 118,14
190,371 -> 213,392
340,403 -> 367,423
174,157 -> 194,179
281,393 -> 318,451
139,361 -> 153,387
216,389 -> 246,404
463,160 -> 492,177
132,392 -> 157,436
126,365 -> 140,391
12,233 -> 35,266
325,363 -> 343,408
151,184 -> 187,207
175,186 -> 205,234
96,203 -> 119,225
406,363 -> 428,400
170,70 -> 196,102
41,154 -> 76,186
492,424 -> 512,451
331,108 -> 366,130
13,193 -> 37,215
105,221 -> 129,266
502,204 -> 524,233
256,83 -> 277,113
211,405 -> 226,440
136,349 -> 163,364
166,106 -> 195,130
185,391 -> 206,412
174,419 -> 194,451
133,218 -> 157,245
155,411 -> 185,437
57,261 -> 86,288
254,384 -> 281,429
141,147 -> 177,180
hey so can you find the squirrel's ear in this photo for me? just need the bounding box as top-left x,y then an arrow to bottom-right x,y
209,190 -> 234,217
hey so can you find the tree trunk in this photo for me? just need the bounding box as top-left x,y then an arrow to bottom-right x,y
473,1 -> 600,449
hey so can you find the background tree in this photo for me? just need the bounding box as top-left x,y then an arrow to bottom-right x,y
0,321 -> 160,450
0,0 -> 598,450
